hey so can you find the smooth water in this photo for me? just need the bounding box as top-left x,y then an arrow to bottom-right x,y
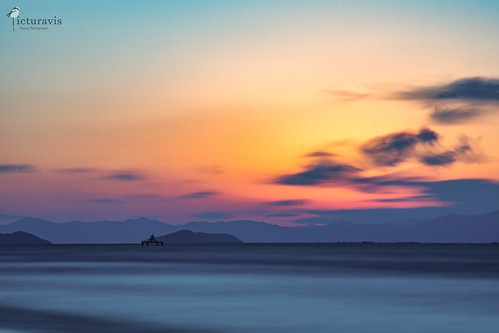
0,243 -> 498,333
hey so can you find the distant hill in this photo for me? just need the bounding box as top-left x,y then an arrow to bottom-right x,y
0,217 -> 176,244
0,231 -> 51,245
0,210 -> 497,243
157,230 -> 243,244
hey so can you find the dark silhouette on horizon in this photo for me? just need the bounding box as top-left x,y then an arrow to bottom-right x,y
0,231 -> 51,245
141,234 -> 163,246
0,210 -> 497,244
157,230 -> 242,244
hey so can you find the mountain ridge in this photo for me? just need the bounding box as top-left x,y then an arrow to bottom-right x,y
0,210 -> 497,244
157,230 -> 243,244
0,231 -> 52,245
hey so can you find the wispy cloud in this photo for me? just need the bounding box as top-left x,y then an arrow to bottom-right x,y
272,158 -> 391,190
124,194 -> 164,200
322,90 -> 370,102
266,213 -> 299,217
430,104 -> 490,124
324,77 -> 499,124
395,77 -> 499,102
361,129 -> 481,167
0,164 -> 37,173
291,179 -> 499,224
273,128 -> 481,190
181,191 -> 219,199
198,165 -> 225,175
304,151 -> 335,158
395,77 -> 499,124
195,211 -> 230,219
90,198 -> 125,204
370,194 -> 436,203
419,135 -> 482,166
56,168 -> 98,174
275,160 -> 361,186
265,199 -> 309,206
104,171 -> 146,181
361,128 -> 438,166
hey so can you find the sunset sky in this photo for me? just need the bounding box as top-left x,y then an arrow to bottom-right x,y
1,0 -> 499,224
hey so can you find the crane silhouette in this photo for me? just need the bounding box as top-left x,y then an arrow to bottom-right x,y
6,7 -> 20,31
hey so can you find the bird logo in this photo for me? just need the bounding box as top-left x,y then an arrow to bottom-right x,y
6,7 -> 20,31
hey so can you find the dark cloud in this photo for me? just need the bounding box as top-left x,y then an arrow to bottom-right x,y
57,168 -> 97,173
292,179 -> 499,224
326,77 -> 499,124
273,158 -> 425,190
124,194 -> 164,200
0,164 -> 37,173
90,199 -> 124,204
454,136 -> 477,157
274,130 -> 480,189
420,152 -> 456,166
275,160 -> 361,186
416,128 -> 439,142
195,211 -> 230,220
419,135 -> 482,166
361,128 -> 438,166
373,195 -> 436,203
265,199 -> 309,206
266,213 -> 299,217
430,105 -> 489,124
397,77 -> 499,101
304,151 -> 335,158
104,171 -> 146,181
393,77 -> 499,124
182,191 -> 218,199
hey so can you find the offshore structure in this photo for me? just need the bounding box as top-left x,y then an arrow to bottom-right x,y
141,233 -> 164,246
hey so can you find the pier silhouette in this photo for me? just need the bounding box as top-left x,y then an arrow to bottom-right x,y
141,234 -> 163,246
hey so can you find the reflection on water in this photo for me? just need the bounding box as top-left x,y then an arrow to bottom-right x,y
0,244 -> 498,333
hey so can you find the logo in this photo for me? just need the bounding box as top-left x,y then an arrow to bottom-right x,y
6,6 -> 19,31
6,6 -> 63,31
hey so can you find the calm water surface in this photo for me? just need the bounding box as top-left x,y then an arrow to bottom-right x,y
0,243 -> 498,332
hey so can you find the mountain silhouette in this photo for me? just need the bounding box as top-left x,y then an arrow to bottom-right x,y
0,211 -> 497,243
0,231 -> 51,245
0,217 -> 175,244
157,230 -> 242,244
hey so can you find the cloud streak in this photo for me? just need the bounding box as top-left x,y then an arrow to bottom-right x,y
419,135 -> 482,166
430,105 -> 490,124
361,128 -> 438,166
104,171 -> 146,181
275,161 -> 361,186
291,179 -> 499,224
266,213 -> 299,217
304,151 -> 335,158
322,90 -> 370,101
265,199 -> 309,206
273,128 -> 481,190
395,77 -> 499,124
195,211 -> 230,219
198,165 -> 225,175
57,168 -> 98,174
181,191 -> 219,199
0,164 -> 37,173
90,199 -> 125,204
325,77 -> 499,124
396,77 -> 499,101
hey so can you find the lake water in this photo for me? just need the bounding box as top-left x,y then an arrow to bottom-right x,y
0,243 -> 498,333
